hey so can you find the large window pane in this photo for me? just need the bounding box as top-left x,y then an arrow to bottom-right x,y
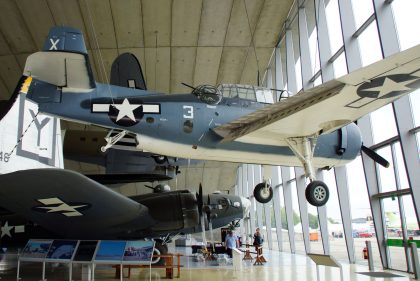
392,0 -> 420,50
376,146 -> 396,193
333,52 -> 347,78
383,197 -> 407,271
306,0 -> 321,73
394,143 -> 409,190
358,20 -> 382,66
351,0 -> 374,30
370,104 -> 398,144
347,156 -> 381,267
291,181 -> 305,254
324,169 -> 347,262
325,0 -> 343,55
291,18 -> 303,91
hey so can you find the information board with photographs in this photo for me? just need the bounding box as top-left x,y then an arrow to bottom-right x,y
20,240 -> 53,260
94,241 -> 127,263
45,240 -> 78,261
73,240 -> 98,262
122,241 -> 155,264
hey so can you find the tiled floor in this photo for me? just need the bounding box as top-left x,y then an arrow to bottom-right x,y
0,246 -> 415,281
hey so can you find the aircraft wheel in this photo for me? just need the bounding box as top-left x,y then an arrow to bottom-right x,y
305,181 -> 329,207
254,182 -> 273,204
153,155 -> 167,164
151,241 -> 168,265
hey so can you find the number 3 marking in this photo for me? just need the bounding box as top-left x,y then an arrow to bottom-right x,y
183,105 -> 194,119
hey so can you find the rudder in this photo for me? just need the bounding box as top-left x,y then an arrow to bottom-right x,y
24,26 -> 95,90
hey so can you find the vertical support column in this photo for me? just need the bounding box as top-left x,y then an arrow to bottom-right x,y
314,0 -> 334,80
334,167 -> 356,263
272,166 -> 284,251
254,165 -> 264,229
373,0 -> 420,227
262,166 -> 273,250
358,116 -> 389,268
316,170 -> 330,255
338,0 -> 388,268
247,165 -> 256,239
275,47 -> 285,96
298,2 -> 314,90
295,167 -> 311,253
286,27 -> 298,95
281,167 -> 296,253
241,164 -> 248,239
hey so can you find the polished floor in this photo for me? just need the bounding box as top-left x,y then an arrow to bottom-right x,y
0,245 -> 415,281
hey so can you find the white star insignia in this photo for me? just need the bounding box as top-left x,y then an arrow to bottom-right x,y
362,77 -> 416,98
113,98 -> 140,122
1,221 -> 13,238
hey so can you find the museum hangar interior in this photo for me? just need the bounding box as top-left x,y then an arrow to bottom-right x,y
0,0 -> 419,280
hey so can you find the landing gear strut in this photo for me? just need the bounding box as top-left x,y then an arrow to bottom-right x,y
286,136 -> 330,207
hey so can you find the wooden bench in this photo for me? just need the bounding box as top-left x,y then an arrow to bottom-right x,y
113,253 -> 183,279
253,247 -> 267,265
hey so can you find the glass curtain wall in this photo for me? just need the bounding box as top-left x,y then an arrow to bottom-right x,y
236,0 -> 419,272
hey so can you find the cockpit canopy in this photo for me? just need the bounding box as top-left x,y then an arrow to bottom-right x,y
217,84 -> 276,104
192,85 -> 223,105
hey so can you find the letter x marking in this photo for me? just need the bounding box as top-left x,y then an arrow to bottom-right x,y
49,38 -> 60,50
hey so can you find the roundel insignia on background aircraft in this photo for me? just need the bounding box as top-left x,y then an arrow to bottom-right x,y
357,73 -> 420,100
91,98 -> 161,127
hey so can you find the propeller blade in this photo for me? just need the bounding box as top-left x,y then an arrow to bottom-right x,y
181,82 -> 195,90
361,145 -> 390,168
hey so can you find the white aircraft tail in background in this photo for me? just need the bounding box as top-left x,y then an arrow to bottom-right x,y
0,91 -> 63,174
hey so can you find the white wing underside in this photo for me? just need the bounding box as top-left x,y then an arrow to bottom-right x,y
213,44 -> 420,146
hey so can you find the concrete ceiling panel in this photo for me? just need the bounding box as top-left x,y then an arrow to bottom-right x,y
87,50 -> 100,82
15,53 -> 30,71
240,47 -> 273,85
224,0 -> 264,47
193,47 -> 222,86
0,79 -> 10,100
90,49 -> 118,83
16,0 -> 55,50
254,0 -> 292,47
47,0 -> 92,49
170,47 -> 196,93
79,0 -> 117,49
142,0 -> 171,47
110,0 -> 144,48
198,0 -> 233,47
171,0 -> 202,47
144,47 -> 170,93
0,55 -> 22,92
0,32 -> 12,56
217,47 -> 247,84
0,0 -> 36,53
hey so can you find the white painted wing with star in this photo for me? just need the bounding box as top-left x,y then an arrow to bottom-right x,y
213,44 -> 420,145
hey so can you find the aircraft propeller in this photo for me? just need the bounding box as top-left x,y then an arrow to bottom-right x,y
361,145 -> 390,168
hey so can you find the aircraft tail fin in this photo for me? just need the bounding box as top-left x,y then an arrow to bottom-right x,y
111,53 -> 147,90
23,26 -> 95,90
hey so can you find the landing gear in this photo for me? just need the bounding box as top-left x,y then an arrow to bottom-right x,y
101,130 -> 128,152
254,182 -> 273,204
152,241 -> 168,265
305,181 -> 329,207
286,136 -> 330,207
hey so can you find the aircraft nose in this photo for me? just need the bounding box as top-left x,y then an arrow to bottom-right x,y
240,196 -> 251,217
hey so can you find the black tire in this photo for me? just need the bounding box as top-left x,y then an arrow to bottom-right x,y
254,182 -> 273,204
305,181 -> 329,207
153,155 -> 167,164
151,241 -> 168,265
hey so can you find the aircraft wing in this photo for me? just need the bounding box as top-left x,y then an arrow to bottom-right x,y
0,169 -> 154,238
213,44 -> 420,145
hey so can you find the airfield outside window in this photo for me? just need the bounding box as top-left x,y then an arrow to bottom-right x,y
192,85 -> 222,105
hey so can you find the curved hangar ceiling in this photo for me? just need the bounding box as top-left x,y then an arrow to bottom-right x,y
0,0 -> 292,98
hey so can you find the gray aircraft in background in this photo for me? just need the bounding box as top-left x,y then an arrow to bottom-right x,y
17,26 -> 420,206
